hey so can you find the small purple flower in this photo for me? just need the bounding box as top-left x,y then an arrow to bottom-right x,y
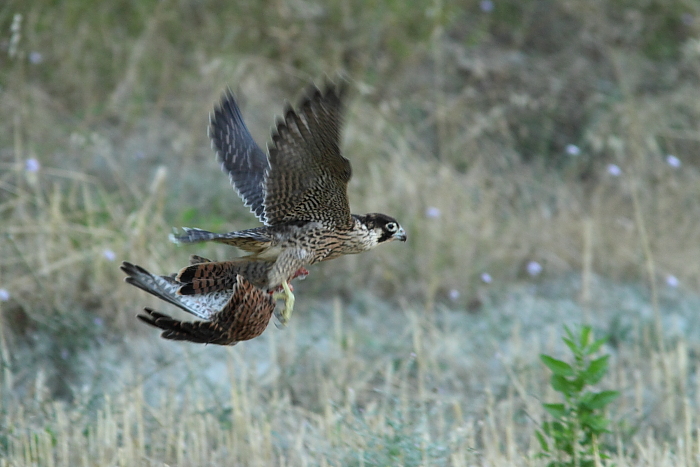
480,0 -> 494,12
607,164 -> 621,177
29,51 -> 43,64
681,13 -> 693,26
93,317 -> 104,327
448,289 -> 460,301
665,155 -> 681,168
526,261 -> 542,277
565,144 -> 580,156
480,272 -> 492,284
666,275 -> 679,288
425,207 -> 441,219
102,249 -> 116,261
25,158 -> 41,172
0,289 -> 9,302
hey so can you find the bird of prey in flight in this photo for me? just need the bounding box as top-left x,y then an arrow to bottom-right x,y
123,78 -> 406,345
173,79 -> 406,325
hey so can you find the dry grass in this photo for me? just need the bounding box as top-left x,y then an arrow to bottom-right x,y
2,0 -> 700,465
2,292 -> 700,466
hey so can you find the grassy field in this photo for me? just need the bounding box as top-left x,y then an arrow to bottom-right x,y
2,0 -> 700,465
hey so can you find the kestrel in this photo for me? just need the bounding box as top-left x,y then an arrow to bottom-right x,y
173,80 -> 406,325
121,257 -> 275,345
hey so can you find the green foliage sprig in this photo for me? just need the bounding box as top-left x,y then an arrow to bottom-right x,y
536,326 -> 619,467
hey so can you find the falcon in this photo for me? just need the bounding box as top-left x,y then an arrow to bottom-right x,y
173,79 -> 407,325
121,257 -> 276,345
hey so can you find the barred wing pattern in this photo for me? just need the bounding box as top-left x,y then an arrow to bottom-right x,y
122,261 -> 275,345
210,89 -> 270,224
121,261 -> 230,320
264,83 -> 353,228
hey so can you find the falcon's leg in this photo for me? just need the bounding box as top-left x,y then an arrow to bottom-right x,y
270,268 -> 309,292
268,248 -> 309,326
272,280 -> 295,327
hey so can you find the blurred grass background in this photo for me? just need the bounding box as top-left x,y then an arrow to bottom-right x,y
1,0 -> 700,465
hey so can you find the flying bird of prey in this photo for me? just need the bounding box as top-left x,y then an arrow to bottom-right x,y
121,257 -> 276,345
172,80 -> 406,326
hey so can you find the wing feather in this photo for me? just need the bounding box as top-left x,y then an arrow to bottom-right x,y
137,274 -> 275,345
121,261 -> 229,320
210,89 -> 269,224
264,81 -> 353,228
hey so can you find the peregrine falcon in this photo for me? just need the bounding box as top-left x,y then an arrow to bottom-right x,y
121,257 -> 276,345
173,80 -> 406,325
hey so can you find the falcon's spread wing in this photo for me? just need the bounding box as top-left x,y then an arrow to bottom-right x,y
122,262 -> 275,345
210,89 -> 270,224
264,82 -> 353,229
204,81 -> 352,230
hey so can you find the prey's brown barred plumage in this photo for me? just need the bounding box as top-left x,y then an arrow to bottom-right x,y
121,258 -> 275,345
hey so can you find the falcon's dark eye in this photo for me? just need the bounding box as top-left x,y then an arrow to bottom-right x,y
385,222 -> 398,232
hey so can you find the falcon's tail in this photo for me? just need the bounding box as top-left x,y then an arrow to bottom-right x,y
170,227 -> 272,253
121,261 -> 230,320
176,259 -> 274,295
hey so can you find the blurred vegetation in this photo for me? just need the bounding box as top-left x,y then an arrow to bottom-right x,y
1,0 -> 700,464
2,0 -> 698,314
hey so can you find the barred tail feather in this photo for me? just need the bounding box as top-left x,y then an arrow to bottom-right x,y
170,227 -> 273,252
170,227 -> 225,244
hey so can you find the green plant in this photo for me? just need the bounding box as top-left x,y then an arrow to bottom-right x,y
536,325 -> 619,467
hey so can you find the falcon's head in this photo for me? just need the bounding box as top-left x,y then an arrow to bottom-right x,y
358,213 -> 407,245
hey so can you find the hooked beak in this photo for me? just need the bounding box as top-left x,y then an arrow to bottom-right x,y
393,227 -> 407,242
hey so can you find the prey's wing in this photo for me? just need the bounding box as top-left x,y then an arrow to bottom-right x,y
137,275 -> 275,345
137,308 -> 234,343
210,89 -> 270,224
264,81 -> 353,229
121,261 -> 229,320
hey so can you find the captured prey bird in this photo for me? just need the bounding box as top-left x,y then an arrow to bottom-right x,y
172,79 -> 407,325
121,256 -> 276,345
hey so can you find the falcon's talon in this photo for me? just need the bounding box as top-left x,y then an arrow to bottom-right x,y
269,281 -> 293,294
272,280 -> 295,327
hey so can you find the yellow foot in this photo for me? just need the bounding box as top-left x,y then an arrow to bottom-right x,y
272,281 -> 295,327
